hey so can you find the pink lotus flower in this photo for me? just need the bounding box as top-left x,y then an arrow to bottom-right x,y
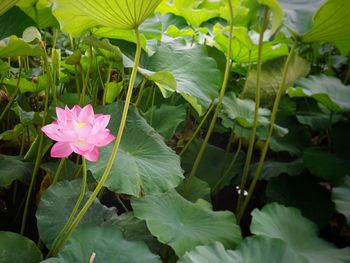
41,104 -> 115,162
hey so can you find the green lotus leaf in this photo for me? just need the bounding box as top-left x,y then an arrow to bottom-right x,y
213,25 -> 288,63
42,224 -> 161,263
0,231 -> 42,263
132,191 -> 242,256
36,179 -> 118,248
144,104 -> 186,140
0,35 -> 43,57
251,203 -> 350,263
288,75 -> 350,112
258,0 -> 284,35
52,0 -> 162,36
0,154 -> 33,187
139,41 -> 220,115
88,102 -> 184,197
332,176 -> 350,224
0,0 -> 20,16
302,0 -> 350,54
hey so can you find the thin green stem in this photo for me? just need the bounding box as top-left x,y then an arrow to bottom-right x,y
102,63 -> 113,105
52,158 -> 66,184
48,158 -> 88,258
179,103 -> 214,156
212,137 -> 242,193
135,78 -> 147,106
0,57 -> 22,123
237,42 -> 297,222
236,7 -> 270,215
21,41 -> 52,235
183,0 -> 234,196
116,194 -> 129,212
51,28 -> 143,253
79,44 -> 93,105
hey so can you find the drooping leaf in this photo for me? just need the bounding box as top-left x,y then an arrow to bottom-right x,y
266,174 -> 334,227
144,104 -> 186,140
0,6 -> 35,39
0,35 -> 43,57
36,179 -> 118,248
303,147 -> 350,183
88,102 -> 184,197
242,54 -> 310,106
52,0 -> 162,36
132,191 -> 242,256
278,0 -> 326,35
178,242 -> 237,263
251,203 -> 350,263
139,41 -> 220,115
302,0 -> 350,54
332,176 -> 350,224
42,224 -> 161,263
213,25 -> 289,64
0,231 -> 42,263
0,154 -> 33,187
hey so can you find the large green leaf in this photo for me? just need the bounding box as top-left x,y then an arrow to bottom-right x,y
178,242 -> 236,263
0,231 -> 42,263
0,6 -> 35,39
42,224 -> 161,263
0,0 -> 20,16
242,54 -> 310,106
302,0 -> 350,54
0,35 -> 43,57
36,179 -> 118,248
213,25 -> 289,64
0,154 -> 33,187
132,191 -> 242,256
303,147 -> 350,183
144,104 -> 186,140
332,176 -> 350,224
288,75 -> 350,112
278,0 -> 325,35
251,203 -> 350,263
139,41 -> 220,115
266,174 -> 334,227
88,102 -> 183,197
52,0 -> 162,36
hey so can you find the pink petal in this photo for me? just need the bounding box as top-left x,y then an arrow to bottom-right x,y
58,129 -> 78,142
71,105 -> 81,117
94,133 -> 115,147
41,123 -> 62,141
50,142 -> 73,158
76,124 -> 93,139
83,147 -> 99,162
56,107 -> 68,124
94,115 -> 111,129
79,104 -> 94,124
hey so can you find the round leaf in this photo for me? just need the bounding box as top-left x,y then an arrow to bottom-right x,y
0,231 -> 42,263
332,176 -> 350,224
251,203 -> 350,263
132,191 -> 242,256
88,102 -> 184,197
52,0 -> 162,36
43,224 -> 161,263
0,154 -> 33,187
36,179 -> 118,248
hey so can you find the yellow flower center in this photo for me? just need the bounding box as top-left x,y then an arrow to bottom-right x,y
77,122 -> 86,127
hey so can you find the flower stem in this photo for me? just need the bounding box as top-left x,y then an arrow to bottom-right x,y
52,158 -> 66,184
236,7 -> 269,215
47,158 -> 87,258
182,0 -> 234,196
237,42 -> 297,222
51,28 -> 142,254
